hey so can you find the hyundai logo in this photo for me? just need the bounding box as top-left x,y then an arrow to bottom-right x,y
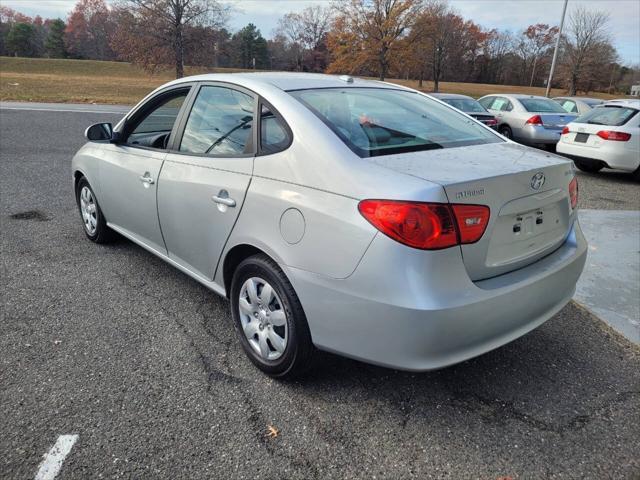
531,172 -> 545,190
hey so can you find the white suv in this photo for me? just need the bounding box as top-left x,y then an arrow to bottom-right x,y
557,99 -> 640,179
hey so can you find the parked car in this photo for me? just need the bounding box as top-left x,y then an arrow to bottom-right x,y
72,73 -> 587,377
478,94 -> 578,148
552,96 -> 604,115
429,93 -> 498,129
557,99 -> 640,179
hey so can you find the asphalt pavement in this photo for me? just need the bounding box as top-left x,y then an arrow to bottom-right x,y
1,104 -> 639,479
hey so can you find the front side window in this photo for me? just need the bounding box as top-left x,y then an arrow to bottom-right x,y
125,90 -> 189,148
575,106 -> 638,126
180,86 -> 254,155
519,98 -> 567,113
260,105 -> 290,154
289,88 -> 502,158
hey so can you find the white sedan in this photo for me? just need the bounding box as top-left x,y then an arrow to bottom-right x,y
557,99 -> 640,179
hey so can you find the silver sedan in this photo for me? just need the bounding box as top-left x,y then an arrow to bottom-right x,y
479,94 -> 578,148
72,74 -> 587,377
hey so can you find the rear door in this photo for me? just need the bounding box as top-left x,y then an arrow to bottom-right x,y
158,83 -> 257,279
99,86 -> 192,253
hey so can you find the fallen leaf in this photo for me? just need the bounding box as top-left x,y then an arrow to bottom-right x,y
266,425 -> 279,438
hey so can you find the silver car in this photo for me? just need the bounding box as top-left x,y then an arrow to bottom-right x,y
553,96 -> 604,115
478,94 -> 578,148
72,73 -> 587,378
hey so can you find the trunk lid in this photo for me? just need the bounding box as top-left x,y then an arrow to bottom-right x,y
536,113 -> 577,130
368,143 -> 577,281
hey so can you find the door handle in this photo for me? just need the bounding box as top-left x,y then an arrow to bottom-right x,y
212,190 -> 236,207
139,174 -> 155,185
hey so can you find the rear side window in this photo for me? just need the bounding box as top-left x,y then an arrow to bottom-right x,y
260,105 -> 290,154
561,100 -> 578,113
289,88 -> 501,158
180,85 -> 254,155
442,98 -> 486,113
575,106 -> 638,126
519,98 -> 567,113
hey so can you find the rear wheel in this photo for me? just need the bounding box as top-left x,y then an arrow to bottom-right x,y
632,165 -> 640,181
499,125 -> 513,139
230,254 -> 314,378
76,177 -> 115,243
573,159 -> 603,173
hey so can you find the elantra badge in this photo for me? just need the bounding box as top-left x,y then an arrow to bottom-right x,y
530,172 -> 545,190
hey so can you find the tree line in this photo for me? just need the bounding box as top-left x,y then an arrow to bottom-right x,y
1,0 -> 638,95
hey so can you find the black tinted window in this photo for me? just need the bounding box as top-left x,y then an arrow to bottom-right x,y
180,86 -> 254,155
260,105 -> 290,154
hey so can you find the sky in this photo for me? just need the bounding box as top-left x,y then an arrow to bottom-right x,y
3,0 -> 639,65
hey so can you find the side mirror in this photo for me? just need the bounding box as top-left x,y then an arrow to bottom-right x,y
85,122 -> 114,142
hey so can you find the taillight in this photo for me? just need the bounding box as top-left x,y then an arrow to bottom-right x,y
485,119 -> 498,126
358,200 -> 490,250
525,115 -> 543,125
569,177 -> 578,209
451,204 -> 490,244
358,200 -> 458,249
561,126 -> 570,135
596,130 -> 631,141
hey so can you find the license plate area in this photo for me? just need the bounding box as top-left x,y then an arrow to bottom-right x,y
574,132 -> 589,143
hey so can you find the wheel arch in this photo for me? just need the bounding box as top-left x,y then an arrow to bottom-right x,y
221,243 -> 284,298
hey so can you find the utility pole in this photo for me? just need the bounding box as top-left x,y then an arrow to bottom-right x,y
545,0 -> 569,97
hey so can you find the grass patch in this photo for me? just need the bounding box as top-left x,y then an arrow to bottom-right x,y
0,56 -> 623,104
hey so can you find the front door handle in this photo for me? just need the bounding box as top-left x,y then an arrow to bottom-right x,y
139,173 -> 155,185
212,190 -> 236,207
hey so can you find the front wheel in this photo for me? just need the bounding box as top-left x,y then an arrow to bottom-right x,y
230,254 -> 314,378
574,159 -> 603,173
76,177 -> 115,243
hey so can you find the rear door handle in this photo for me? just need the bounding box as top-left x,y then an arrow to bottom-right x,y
212,190 -> 236,207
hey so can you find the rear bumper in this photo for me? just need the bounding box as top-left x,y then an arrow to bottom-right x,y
517,125 -> 563,145
287,220 -> 587,371
557,142 -> 640,171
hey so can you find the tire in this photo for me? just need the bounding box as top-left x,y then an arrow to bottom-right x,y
499,125 -> 513,139
632,165 -> 640,182
573,159 -> 603,173
230,254 -> 314,378
75,177 -> 115,243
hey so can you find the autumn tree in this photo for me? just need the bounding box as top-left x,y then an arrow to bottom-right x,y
516,24 -> 558,86
112,0 -> 228,78
327,0 -> 423,81
65,0 -> 115,60
562,7 -> 611,95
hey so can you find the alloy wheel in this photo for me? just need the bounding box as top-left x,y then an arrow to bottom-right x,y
79,186 -> 97,235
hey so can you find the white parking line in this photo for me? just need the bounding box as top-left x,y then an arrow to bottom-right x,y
34,435 -> 79,480
1,107 -> 122,114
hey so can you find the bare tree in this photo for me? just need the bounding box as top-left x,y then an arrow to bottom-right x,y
563,7 -> 610,95
115,0 -> 228,78
276,5 -> 332,71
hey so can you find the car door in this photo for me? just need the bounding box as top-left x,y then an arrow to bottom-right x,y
99,86 -> 192,253
157,83 -> 256,280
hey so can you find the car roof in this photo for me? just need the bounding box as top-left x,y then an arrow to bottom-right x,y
602,99 -> 640,108
163,72 -> 404,92
553,96 -> 602,102
428,93 -> 474,100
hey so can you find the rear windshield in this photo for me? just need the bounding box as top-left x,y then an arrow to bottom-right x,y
575,106 -> 638,126
441,98 -> 487,113
519,98 -> 567,113
289,88 -> 502,157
